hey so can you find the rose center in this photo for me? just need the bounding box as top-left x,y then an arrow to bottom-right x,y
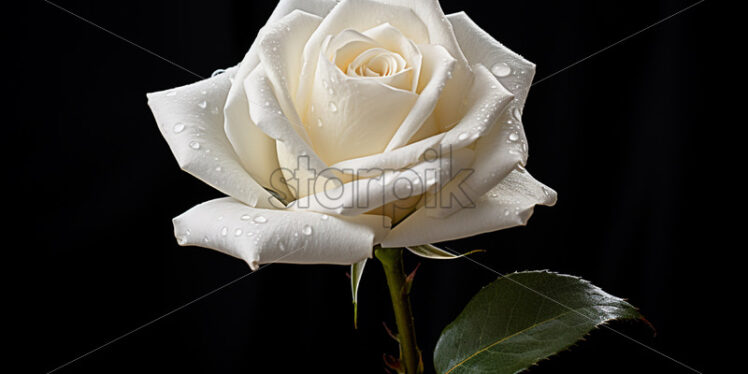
346,48 -> 407,78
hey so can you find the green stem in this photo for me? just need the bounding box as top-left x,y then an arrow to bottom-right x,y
376,247 -> 421,374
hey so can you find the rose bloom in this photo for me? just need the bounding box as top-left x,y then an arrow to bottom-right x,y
148,0 -> 556,270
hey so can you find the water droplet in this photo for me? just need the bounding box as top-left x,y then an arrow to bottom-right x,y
253,216 -> 267,224
234,228 -> 243,236
302,225 -> 313,236
310,104 -> 315,113
198,100 -> 208,109
512,107 -> 522,121
328,101 -> 338,112
220,226 -> 228,236
211,69 -> 226,77
177,235 -> 187,245
189,141 -> 201,150
508,132 -> 519,142
317,118 -> 323,127
173,123 -> 185,133
246,231 -> 254,237
215,166 -> 222,172
491,62 -> 511,77
321,214 -> 329,221
202,236 -> 210,243
458,132 -> 469,141
166,90 -> 177,97
542,187 -> 550,196
503,209 -> 510,216
328,87 -> 335,95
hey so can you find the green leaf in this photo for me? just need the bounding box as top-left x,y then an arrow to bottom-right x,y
434,270 -> 643,374
350,259 -> 366,329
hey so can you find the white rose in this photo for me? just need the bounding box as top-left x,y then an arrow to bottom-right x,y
147,0 -> 556,270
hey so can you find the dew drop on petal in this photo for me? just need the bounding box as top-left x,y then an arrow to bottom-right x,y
211,69 -> 226,77
198,100 -> 208,109
220,226 -> 228,236
317,118 -> 323,127
189,141 -> 201,150
215,166 -> 222,172
458,132 -> 469,141
328,101 -> 338,112
253,216 -> 267,224
234,228 -> 243,236
302,225 -> 313,236
491,62 -> 511,77
173,122 -> 185,133
320,214 -> 329,221
508,132 -> 519,142
166,90 -> 177,97
512,107 -> 522,121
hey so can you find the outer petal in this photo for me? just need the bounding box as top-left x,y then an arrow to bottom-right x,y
257,10 -> 324,129
381,168 -> 556,247
247,66 -> 330,200
224,0 -> 338,190
147,67 -> 280,209
447,12 -> 536,108
174,197 -> 391,270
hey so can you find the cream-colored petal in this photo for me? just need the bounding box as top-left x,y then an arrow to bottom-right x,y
428,64 -> 525,218
307,40 -> 418,165
384,44 -> 455,151
257,10 -> 324,127
381,168 -> 556,247
375,0 -> 473,129
330,132 -> 445,177
447,11 -> 536,108
147,67 -> 280,209
362,23 -> 422,92
223,0 -> 338,191
329,30 -> 380,68
288,148 -> 474,216
246,66 -> 328,200
296,0 -> 430,116
174,197 -> 391,270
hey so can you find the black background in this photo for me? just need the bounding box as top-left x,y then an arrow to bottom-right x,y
12,0 -> 716,373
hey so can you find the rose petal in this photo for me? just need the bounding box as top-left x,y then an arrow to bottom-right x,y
288,148 -> 474,216
362,23 -> 422,92
447,11 -> 536,108
330,132 -> 445,177
306,38 -> 419,165
375,0 -> 473,129
384,44 -> 456,151
246,66 -> 328,199
380,168 -> 556,247
257,10 -> 324,128
174,197 -> 391,270
428,64 -> 526,218
147,67 -> 280,209
223,0 -> 338,193
296,0 -> 430,115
